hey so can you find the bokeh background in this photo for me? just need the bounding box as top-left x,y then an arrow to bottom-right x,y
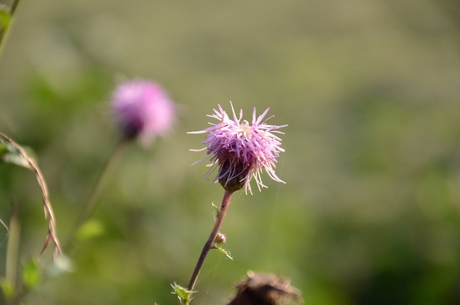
1,0 -> 460,304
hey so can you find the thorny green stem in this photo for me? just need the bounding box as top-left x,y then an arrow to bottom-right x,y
185,189 -> 234,304
65,137 -> 127,251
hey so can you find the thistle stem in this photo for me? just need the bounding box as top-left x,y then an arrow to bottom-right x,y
65,137 -> 127,250
185,189 -> 234,303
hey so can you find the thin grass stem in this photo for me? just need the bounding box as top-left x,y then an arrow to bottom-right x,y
0,0 -> 22,58
5,200 -> 20,296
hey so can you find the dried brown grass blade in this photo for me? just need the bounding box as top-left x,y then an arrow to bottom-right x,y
0,132 -> 62,258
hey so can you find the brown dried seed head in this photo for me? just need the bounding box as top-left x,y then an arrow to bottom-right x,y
227,271 -> 302,305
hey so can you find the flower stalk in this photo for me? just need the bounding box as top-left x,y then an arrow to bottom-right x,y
185,189 -> 234,304
66,137 -> 127,249
67,79 -> 175,249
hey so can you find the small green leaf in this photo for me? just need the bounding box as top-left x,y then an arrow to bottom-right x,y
0,142 -> 37,169
211,202 -> 220,218
0,5 -> 11,30
0,142 -> 9,160
22,258 -> 41,290
0,279 -> 15,301
2,152 -> 30,168
171,282 -> 194,304
212,246 -> 233,260
76,219 -> 105,241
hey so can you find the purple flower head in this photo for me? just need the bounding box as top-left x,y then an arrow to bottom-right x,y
111,79 -> 175,145
189,102 -> 286,194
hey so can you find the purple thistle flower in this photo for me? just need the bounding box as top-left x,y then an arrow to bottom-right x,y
189,102 -> 286,194
111,79 -> 175,145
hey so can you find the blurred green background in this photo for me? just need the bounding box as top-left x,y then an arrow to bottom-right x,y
1,0 -> 460,304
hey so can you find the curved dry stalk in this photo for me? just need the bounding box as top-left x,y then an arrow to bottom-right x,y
0,132 -> 62,258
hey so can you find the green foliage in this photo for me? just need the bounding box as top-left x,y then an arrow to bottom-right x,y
22,258 -> 41,290
0,279 -> 15,301
211,202 -> 219,217
0,6 -> 10,31
171,282 -> 194,304
76,219 -> 106,242
212,246 -> 233,261
0,141 -> 36,169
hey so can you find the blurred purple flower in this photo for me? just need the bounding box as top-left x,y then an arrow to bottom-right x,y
111,79 -> 175,145
189,102 -> 286,194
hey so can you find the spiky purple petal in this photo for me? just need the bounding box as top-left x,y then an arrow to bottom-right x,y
189,102 -> 286,194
